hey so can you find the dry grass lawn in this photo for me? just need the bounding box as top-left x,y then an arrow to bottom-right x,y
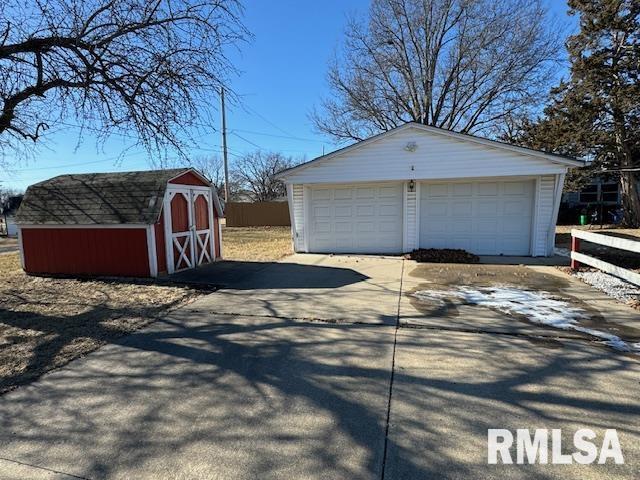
222,226 -> 292,262
0,253 -> 201,394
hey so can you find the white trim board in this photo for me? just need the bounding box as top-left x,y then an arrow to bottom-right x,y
146,226 -> 158,278
572,229 -> 640,253
571,251 -> 640,286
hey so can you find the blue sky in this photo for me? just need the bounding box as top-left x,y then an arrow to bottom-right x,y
3,0 -> 576,191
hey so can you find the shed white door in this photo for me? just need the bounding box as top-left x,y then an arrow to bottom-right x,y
419,180 -> 534,255
309,183 -> 403,253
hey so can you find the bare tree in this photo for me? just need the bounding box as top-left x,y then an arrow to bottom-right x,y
188,154 -> 241,198
0,0 -> 247,164
313,0 -> 562,142
234,151 -> 294,202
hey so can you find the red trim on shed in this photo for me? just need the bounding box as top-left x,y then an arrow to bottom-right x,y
22,228 -> 150,277
214,217 -> 221,258
169,171 -> 209,186
155,209 -> 167,274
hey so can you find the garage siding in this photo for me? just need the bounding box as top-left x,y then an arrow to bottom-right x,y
283,127 -> 567,185
534,175 -> 559,256
291,184 -> 305,251
404,184 -> 419,251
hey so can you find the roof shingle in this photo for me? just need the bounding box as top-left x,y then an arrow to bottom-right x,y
16,169 -> 194,225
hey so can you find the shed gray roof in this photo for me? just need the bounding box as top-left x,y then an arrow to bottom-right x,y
16,168 -> 202,225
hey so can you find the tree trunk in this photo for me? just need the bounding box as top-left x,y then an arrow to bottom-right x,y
620,172 -> 640,227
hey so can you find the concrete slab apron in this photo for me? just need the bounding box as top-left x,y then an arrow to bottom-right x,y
385,329 -> 640,480
388,261 -> 640,479
0,312 -> 396,480
191,254 -> 405,325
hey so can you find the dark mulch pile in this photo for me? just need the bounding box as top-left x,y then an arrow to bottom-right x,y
404,248 -> 480,263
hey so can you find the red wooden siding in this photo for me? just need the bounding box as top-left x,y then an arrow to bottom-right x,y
194,195 -> 209,229
214,217 -> 221,258
170,194 -> 189,232
22,228 -> 150,277
169,171 -> 209,186
155,209 -> 167,274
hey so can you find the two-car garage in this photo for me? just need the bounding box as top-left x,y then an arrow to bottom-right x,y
280,123 -> 582,257
308,179 -> 534,256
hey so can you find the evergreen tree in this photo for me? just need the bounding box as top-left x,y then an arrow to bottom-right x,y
514,0 -> 640,226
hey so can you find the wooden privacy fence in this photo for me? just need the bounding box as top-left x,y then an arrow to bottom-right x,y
571,229 -> 640,286
225,202 -> 291,227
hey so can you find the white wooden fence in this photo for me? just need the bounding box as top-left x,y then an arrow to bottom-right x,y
571,229 -> 640,286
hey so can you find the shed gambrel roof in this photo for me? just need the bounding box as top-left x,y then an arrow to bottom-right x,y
16,168 -> 208,225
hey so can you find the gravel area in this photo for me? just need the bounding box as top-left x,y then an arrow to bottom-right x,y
574,270 -> 640,306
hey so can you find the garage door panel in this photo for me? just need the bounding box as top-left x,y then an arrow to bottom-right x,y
335,222 -> 352,233
379,186 -> 401,198
357,205 -> 375,216
379,204 -> 399,216
478,183 -> 499,196
309,183 -> 403,253
426,201 -> 449,216
452,201 -> 473,216
476,238 -> 498,254
504,182 -> 527,195
477,220 -> 498,234
503,219 -> 529,234
477,200 -> 498,215
428,184 -> 449,197
314,222 -> 331,234
314,206 -> 330,217
452,221 -> 472,234
420,180 -> 534,256
503,200 -> 527,215
453,183 -> 473,196
334,188 -> 353,200
356,187 -> 375,199
313,189 -> 331,201
379,221 -> 399,233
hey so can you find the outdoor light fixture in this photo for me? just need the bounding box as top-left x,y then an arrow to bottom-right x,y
408,179 -> 416,192
404,141 -> 418,152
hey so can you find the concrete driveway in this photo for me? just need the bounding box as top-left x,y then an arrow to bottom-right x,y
0,255 -> 638,479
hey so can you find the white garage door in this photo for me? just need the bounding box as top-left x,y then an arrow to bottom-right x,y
419,180 -> 534,255
309,183 -> 403,253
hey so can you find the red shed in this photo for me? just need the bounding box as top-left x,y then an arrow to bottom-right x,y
15,168 -> 224,278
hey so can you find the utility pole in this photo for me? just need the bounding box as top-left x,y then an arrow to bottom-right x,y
220,86 -> 229,202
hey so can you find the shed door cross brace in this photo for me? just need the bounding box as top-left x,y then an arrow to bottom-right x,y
165,186 -> 216,274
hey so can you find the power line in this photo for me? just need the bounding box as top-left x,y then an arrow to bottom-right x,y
231,128 -> 326,144
230,131 -> 264,150
7,151 -> 149,173
243,105 -> 298,138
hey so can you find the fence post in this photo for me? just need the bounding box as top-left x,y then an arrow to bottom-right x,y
570,234 -> 580,270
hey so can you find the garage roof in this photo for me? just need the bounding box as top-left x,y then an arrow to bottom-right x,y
16,168 -> 208,225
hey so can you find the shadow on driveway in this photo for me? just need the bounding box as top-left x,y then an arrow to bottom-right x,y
0,311 -> 638,479
168,260 -> 370,290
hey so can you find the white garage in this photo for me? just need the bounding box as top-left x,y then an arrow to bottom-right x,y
279,123 -> 583,257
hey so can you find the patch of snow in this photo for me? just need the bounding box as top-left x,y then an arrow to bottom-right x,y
554,247 -> 571,258
574,270 -> 640,304
413,287 -> 640,353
